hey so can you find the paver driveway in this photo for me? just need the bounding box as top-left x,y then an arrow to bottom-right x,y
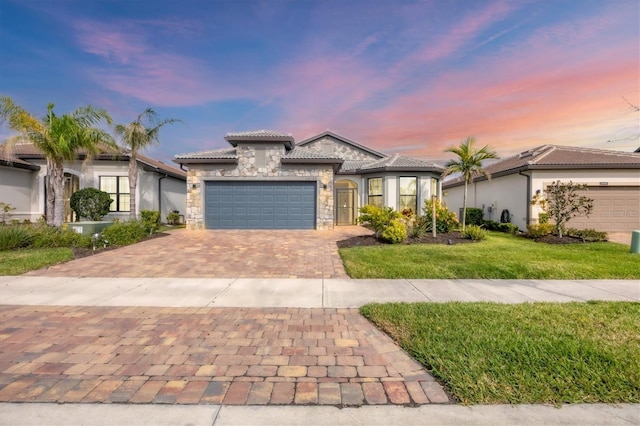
0,306 -> 449,406
26,227 -> 372,279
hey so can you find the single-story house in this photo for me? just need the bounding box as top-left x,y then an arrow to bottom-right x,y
0,143 -> 187,223
174,130 -> 444,230
442,145 -> 640,233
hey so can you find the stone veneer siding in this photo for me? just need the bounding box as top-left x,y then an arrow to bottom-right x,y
186,143 -> 334,230
304,136 -> 381,161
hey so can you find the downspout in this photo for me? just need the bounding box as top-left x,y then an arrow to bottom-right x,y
518,169 -> 531,226
158,173 -> 167,218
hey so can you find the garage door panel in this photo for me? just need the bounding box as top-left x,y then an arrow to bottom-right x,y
205,181 -> 316,229
565,187 -> 640,232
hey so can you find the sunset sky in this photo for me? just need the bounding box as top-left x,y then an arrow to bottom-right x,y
1,0 -> 638,163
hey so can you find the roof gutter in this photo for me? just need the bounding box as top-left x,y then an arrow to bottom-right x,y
158,173 -> 167,216
519,169 -> 531,227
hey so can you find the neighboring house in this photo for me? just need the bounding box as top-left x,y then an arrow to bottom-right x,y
0,143 -> 186,223
442,145 -> 640,233
174,130 -> 444,230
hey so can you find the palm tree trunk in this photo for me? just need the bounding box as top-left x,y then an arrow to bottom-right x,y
462,181 -> 468,230
51,160 -> 65,227
45,159 -> 56,226
129,156 -> 137,220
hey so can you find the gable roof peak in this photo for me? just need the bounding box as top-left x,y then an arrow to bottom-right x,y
296,130 -> 386,159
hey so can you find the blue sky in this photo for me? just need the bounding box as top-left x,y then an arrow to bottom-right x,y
1,0 -> 638,164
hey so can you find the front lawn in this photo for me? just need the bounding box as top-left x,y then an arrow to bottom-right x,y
340,232 -> 640,279
361,301 -> 640,404
0,248 -> 74,275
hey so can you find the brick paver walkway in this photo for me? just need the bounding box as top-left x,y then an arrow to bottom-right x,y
26,227 -> 372,279
0,306 -> 450,406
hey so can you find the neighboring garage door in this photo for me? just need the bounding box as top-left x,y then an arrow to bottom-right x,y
566,186 -> 640,232
205,181 -> 316,229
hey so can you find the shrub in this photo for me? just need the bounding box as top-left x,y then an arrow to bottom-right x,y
499,223 -> 520,235
526,223 -> 555,238
538,213 -> 549,224
380,218 -> 407,244
461,224 -> 487,241
423,199 -> 459,233
30,224 -> 91,248
358,205 -> 402,237
465,208 -> 484,226
483,220 -> 500,231
140,210 -> 161,235
408,216 -> 431,239
0,202 -> 16,224
166,210 -> 181,225
566,228 -> 608,242
102,220 -> 147,246
70,188 -> 112,221
0,226 -> 33,250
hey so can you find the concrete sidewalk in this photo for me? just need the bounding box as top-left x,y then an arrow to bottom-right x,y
1,276 -> 638,307
1,402 -> 638,425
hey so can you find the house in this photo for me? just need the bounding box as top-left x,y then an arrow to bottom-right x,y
0,143 -> 187,223
174,130 -> 444,230
442,145 -> 640,233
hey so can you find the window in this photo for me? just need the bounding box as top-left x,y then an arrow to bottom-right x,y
399,177 -> 417,214
367,177 -> 383,207
99,176 -> 130,212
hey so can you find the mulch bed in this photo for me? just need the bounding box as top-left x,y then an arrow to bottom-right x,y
72,232 -> 170,259
529,234 -> 586,244
337,232 -> 474,248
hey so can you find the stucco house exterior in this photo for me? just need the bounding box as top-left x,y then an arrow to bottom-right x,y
0,143 -> 187,223
442,145 -> 640,233
174,130 -> 444,230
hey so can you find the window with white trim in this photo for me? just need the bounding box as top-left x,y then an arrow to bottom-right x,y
367,177 -> 383,207
399,176 -> 417,214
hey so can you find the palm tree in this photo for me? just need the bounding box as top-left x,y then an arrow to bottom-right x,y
1,96 -> 114,226
114,108 -> 180,219
442,137 -> 499,230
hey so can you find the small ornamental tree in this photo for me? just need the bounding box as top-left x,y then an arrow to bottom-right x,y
532,181 -> 594,238
70,188 -> 112,221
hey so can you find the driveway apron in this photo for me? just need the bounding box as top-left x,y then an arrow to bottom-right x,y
25,227 -> 372,279
0,305 -> 449,406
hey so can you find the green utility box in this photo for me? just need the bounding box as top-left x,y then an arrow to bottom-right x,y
66,221 -> 113,236
631,230 -> 640,254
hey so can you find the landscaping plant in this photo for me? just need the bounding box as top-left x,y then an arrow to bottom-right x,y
441,136 -> 499,230
0,226 -> 33,250
358,205 -> 402,238
70,188 -> 112,221
461,224 -> 487,241
531,181 -> 594,237
423,198 -> 458,233
102,220 -> 147,246
140,210 -> 161,234
464,207 -> 484,226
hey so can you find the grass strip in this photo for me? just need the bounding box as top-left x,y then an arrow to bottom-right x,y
0,247 -> 73,275
340,232 -> 640,279
361,301 -> 640,404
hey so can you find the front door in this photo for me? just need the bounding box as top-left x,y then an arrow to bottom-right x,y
336,188 -> 356,225
64,174 -> 79,222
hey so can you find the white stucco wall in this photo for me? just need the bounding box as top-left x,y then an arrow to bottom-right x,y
443,173 -> 530,230
0,166 -> 37,221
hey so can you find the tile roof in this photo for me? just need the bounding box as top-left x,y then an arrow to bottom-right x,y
224,130 -> 295,150
283,147 -> 343,161
2,142 -> 185,178
443,144 -> 640,187
340,153 -> 444,174
0,148 -> 40,170
174,148 -> 238,160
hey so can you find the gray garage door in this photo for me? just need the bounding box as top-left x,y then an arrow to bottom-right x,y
205,181 -> 316,229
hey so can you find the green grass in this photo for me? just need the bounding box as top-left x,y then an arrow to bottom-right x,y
361,301 -> 640,404
340,232 -> 640,279
0,248 -> 74,275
